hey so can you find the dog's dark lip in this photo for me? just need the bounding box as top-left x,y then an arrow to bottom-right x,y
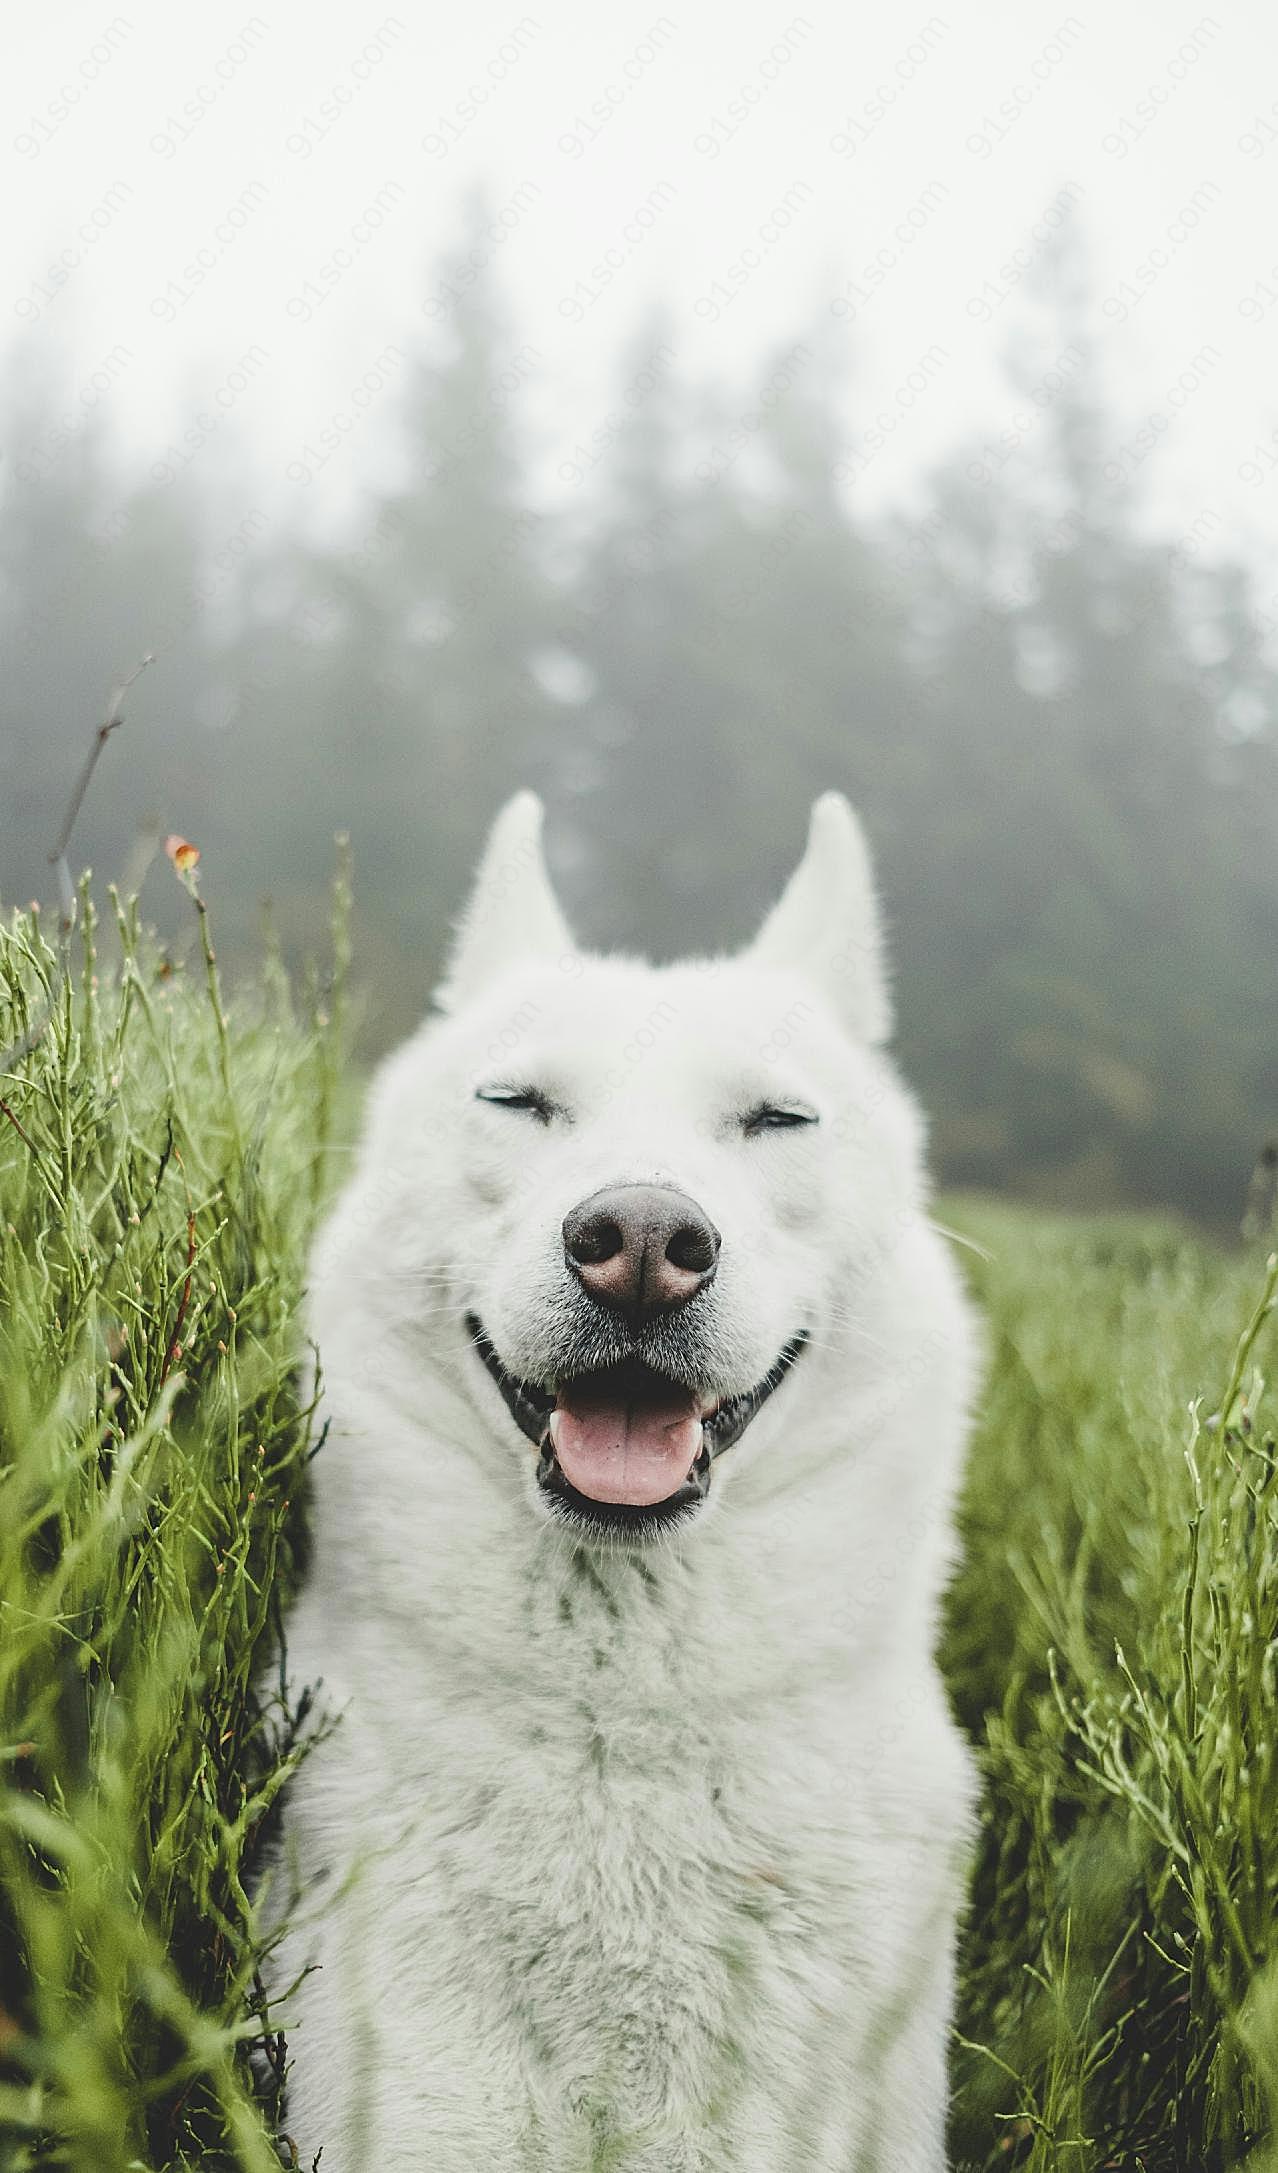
465,1314 -> 556,1445
463,1311 -> 808,1531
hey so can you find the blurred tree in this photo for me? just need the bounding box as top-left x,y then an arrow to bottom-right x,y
0,340 -> 217,944
557,315 -> 911,960
892,228 -> 1278,1219
217,196 -> 563,1042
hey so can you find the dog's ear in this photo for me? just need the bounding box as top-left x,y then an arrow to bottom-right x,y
747,793 -> 892,1044
435,792 -> 573,1012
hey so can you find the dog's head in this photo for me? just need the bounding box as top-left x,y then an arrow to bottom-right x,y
343,792 -> 929,1544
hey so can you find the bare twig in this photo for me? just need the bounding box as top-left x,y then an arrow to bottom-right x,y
0,653 -> 153,1079
0,1095 -> 38,1152
49,653 -> 154,924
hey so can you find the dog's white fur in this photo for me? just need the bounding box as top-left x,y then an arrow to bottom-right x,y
276,793 -> 980,2171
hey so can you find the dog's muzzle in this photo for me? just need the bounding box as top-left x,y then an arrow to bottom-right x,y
466,1317 -> 808,1538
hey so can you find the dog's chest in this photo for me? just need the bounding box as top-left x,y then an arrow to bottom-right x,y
392,1556 -> 885,2130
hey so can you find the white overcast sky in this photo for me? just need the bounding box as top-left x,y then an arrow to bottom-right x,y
5,0 -> 1278,572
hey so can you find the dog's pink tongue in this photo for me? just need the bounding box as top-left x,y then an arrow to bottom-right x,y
550,1380 -> 703,1506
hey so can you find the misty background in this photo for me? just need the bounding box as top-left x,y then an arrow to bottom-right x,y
3,1 -> 1278,1224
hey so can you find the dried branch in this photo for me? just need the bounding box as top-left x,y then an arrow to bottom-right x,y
0,653 -> 153,1077
0,1095 -> 38,1152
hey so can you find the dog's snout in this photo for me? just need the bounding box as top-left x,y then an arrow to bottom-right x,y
563,1184 -> 720,1322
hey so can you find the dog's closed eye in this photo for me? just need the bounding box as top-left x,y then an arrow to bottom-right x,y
742,1103 -> 819,1137
475,1084 -> 557,1123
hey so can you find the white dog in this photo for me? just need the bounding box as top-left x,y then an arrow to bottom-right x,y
275,792 -> 980,2171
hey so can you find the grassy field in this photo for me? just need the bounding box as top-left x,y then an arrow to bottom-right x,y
1,884 -> 1276,2171
944,1199 -> 1278,2171
0,870 -> 347,2173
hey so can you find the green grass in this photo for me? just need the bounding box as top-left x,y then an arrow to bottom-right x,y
0,867 -> 348,2173
945,1199 -> 1278,2172
0,884 -> 1276,2170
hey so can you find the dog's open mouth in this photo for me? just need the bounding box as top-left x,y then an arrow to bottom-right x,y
465,1316 -> 807,1534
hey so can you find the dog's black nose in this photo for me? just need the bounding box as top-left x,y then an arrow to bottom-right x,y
563,1184 -> 720,1323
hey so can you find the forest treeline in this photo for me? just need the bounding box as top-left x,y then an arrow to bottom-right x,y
2,209 -> 1275,1222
